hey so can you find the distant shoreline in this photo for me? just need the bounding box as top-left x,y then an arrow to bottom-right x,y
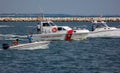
0,17 -> 120,22
0,13 -> 120,17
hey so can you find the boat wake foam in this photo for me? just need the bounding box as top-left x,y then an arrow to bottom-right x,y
0,25 -> 13,28
0,34 -> 27,40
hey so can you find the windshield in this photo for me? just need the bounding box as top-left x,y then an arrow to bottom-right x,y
91,21 -> 109,31
93,22 -> 108,28
50,22 -> 56,26
57,27 -> 66,31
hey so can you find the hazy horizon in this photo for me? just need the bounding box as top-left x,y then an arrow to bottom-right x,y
0,13 -> 120,16
0,0 -> 120,16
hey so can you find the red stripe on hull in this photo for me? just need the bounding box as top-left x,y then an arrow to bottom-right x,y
65,30 -> 73,41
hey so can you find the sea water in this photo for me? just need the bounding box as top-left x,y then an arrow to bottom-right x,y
0,21 -> 120,73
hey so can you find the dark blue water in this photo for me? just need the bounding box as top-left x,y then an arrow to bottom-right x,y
0,21 -> 120,73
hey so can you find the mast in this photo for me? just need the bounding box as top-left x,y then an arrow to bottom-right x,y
40,10 -> 44,21
40,11 -> 44,33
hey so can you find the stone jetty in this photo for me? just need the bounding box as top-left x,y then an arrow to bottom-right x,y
0,17 -> 120,22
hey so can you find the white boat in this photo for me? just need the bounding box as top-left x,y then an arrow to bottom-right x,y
31,21 -> 89,41
2,41 -> 50,50
88,21 -> 120,38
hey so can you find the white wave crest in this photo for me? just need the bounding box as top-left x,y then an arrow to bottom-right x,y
0,25 -> 13,28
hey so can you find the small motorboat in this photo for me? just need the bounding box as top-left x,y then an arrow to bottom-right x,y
88,21 -> 120,38
31,21 -> 89,41
2,41 -> 50,50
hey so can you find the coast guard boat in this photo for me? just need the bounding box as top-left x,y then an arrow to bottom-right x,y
31,21 -> 89,41
88,21 -> 120,38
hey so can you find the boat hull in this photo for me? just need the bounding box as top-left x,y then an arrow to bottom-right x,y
9,41 -> 50,50
32,31 -> 67,41
88,29 -> 120,38
71,29 -> 89,40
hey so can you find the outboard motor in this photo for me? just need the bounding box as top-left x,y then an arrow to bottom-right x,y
2,43 -> 9,50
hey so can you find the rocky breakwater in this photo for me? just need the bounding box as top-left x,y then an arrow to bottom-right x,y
0,17 -> 120,22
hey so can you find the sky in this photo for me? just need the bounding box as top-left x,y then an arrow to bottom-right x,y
0,0 -> 120,15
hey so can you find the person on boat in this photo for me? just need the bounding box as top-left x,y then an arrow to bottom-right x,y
37,23 -> 41,34
28,34 -> 33,43
13,39 -> 19,45
92,22 -> 98,31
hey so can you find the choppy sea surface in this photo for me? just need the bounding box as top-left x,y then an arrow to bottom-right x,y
0,21 -> 120,73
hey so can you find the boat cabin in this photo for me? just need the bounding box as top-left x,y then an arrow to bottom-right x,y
37,21 -> 73,33
41,21 -> 56,27
57,26 -> 72,31
92,21 -> 109,31
37,21 -> 58,33
91,21 -> 116,31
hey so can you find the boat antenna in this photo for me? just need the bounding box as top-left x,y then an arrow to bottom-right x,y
40,10 -> 44,21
